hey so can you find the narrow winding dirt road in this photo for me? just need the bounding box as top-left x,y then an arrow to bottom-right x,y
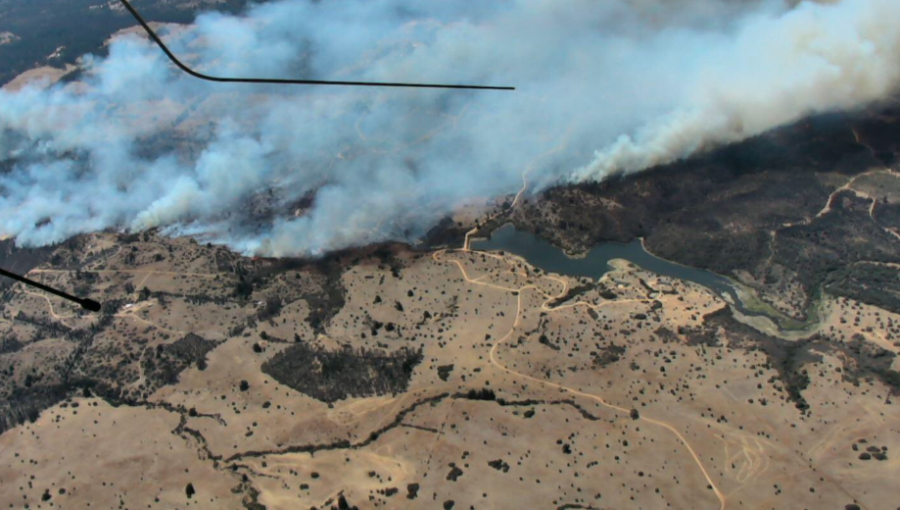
433,247 -> 728,510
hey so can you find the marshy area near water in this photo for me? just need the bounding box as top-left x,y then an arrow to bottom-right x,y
471,224 -> 819,332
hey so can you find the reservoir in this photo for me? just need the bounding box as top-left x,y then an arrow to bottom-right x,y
471,224 -> 816,330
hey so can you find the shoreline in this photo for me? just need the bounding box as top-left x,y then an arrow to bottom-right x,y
471,225 -> 825,338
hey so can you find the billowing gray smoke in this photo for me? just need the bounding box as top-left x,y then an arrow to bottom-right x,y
0,0 -> 897,256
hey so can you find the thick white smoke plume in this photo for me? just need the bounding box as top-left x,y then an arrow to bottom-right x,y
0,0 -> 898,256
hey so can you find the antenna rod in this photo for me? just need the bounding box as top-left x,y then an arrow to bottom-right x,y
0,267 -> 101,312
0,0 -> 519,316
118,0 -> 515,91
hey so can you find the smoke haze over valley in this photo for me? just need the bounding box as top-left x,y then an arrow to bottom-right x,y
0,0 -> 898,256
5,4 -> 900,508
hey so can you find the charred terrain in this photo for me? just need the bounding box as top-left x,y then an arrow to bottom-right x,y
0,102 -> 899,510
504,104 -> 900,323
0,0 -> 899,507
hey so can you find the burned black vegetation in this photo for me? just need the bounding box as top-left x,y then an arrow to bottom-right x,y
420,217 -> 471,250
773,190 -> 900,312
504,105 -> 900,319
227,251 -> 349,335
261,342 -> 423,403
824,262 -> 900,315
0,237 -> 56,293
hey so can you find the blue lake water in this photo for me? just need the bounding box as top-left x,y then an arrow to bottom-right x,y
471,224 -> 753,315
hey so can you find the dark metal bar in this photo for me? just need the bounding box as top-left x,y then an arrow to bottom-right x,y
118,0 -> 515,91
0,267 -> 101,312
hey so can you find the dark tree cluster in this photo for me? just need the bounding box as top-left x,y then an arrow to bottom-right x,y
261,342 -> 422,403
